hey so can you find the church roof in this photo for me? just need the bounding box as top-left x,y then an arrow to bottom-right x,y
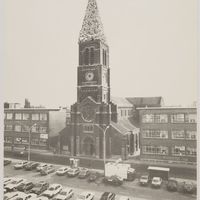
79,0 -> 107,44
126,96 -> 163,107
111,97 -> 133,108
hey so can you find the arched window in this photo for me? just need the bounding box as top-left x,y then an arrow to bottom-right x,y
84,48 -> 89,65
90,48 -> 94,64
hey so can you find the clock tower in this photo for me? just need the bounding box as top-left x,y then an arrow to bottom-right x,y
70,0 -> 113,158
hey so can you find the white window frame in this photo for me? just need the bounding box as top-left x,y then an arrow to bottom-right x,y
186,147 -> 196,156
5,124 -> 13,131
40,113 -> 47,121
83,124 -> 94,133
15,113 -> 22,120
172,146 -> 185,156
15,125 -> 21,132
32,113 -> 39,121
143,145 -> 168,155
142,130 -> 168,139
185,114 -> 196,123
171,114 -> 184,123
171,130 -> 185,139
22,113 -> 29,120
186,131 -> 196,140
6,113 -> 13,120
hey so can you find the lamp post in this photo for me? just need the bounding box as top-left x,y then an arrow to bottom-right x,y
28,123 -> 37,162
96,124 -> 110,175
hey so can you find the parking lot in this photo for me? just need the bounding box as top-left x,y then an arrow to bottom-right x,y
4,158 -> 196,200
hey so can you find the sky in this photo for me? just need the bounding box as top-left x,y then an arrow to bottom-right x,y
4,0 -> 198,108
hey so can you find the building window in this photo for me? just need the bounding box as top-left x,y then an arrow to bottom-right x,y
186,147 -> 196,156
171,130 -> 185,139
22,113 -> 29,120
186,131 -> 196,140
31,138 -> 39,145
4,137 -> 12,143
15,125 -> 21,132
90,48 -> 94,64
6,113 -> 13,120
154,114 -> 168,123
15,113 -> 22,120
40,127 -> 47,134
142,114 -> 154,123
32,114 -> 39,121
14,137 -> 22,144
171,114 -> 184,123
22,125 -> 29,132
172,146 -> 185,156
39,139 -> 47,146
84,48 -> 89,65
40,113 -> 47,121
31,125 -> 39,133
83,124 -> 94,132
143,146 -> 168,155
5,125 -> 13,131
185,114 -> 196,123
142,130 -> 168,139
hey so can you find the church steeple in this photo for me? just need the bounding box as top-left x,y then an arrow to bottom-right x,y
79,0 -> 107,44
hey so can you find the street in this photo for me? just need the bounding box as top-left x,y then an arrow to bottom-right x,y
4,158 -> 196,200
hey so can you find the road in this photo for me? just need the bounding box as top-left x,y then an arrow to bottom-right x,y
4,159 -> 196,200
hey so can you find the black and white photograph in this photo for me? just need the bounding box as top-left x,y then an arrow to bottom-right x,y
2,0 -> 198,200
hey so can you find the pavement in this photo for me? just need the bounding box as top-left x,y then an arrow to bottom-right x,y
4,158 -> 197,200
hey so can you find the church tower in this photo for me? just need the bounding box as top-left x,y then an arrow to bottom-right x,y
70,0 -> 113,158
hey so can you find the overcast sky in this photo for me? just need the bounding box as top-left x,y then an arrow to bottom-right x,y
4,0 -> 197,108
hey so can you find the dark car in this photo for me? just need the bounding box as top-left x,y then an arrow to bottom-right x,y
103,176 -> 123,186
167,178 -> 178,192
87,172 -> 100,182
78,168 -> 90,179
30,181 -> 49,195
139,175 -> 150,186
24,162 -> 39,170
4,159 -> 12,166
100,192 -> 116,200
16,181 -> 34,192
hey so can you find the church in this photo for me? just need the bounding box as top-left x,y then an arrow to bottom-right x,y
65,0 -> 141,160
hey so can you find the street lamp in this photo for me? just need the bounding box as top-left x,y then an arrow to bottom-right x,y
28,123 -> 37,161
96,124 -> 110,175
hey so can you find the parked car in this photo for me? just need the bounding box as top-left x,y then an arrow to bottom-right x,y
87,172 -> 100,182
4,177 -> 15,187
24,162 -> 39,171
42,184 -> 62,198
4,191 -> 19,200
11,192 -> 37,200
35,197 -> 49,200
78,168 -> 90,179
76,191 -> 95,200
36,163 -> 48,172
4,159 -> 12,166
56,167 -> 71,176
139,175 -> 150,186
100,192 -> 116,200
118,196 -> 131,200
40,166 -> 55,175
5,178 -> 26,191
53,187 -> 74,200
103,176 -> 123,186
67,168 -> 80,177
16,181 -> 34,192
30,181 -> 49,195
14,161 -> 29,169
151,177 -> 162,188
182,181 -> 196,194
166,178 -> 178,192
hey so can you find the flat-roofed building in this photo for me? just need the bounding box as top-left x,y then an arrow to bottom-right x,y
137,107 -> 197,163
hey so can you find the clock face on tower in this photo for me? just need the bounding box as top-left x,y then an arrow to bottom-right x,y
81,106 -> 96,122
85,71 -> 94,81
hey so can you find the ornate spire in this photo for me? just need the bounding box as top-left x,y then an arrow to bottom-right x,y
79,0 -> 107,44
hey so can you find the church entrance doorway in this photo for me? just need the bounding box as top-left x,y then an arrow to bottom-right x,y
82,137 -> 95,156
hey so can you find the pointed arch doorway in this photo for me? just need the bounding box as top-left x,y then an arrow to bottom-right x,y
82,136 -> 95,156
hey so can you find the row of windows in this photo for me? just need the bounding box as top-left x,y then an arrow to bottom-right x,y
143,145 -> 196,156
5,113 -> 48,121
83,124 -> 94,132
4,137 -> 47,146
120,109 -> 132,117
142,130 -> 196,140
4,125 -> 47,133
142,113 -> 196,123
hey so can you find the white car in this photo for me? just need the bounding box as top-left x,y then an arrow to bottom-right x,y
5,178 -> 26,191
53,187 -> 74,200
14,161 -> 29,169
4,191 -> 19,200
151,177 -> 162,188
11,192 -> 37,200
76,192 -> 95,200
56,167 -> 71,176
4,177 -> 15,187
35,197 -> 49,200
36,163 -> 48,172
42,184 -> 63,198
118,196 -> 131,200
